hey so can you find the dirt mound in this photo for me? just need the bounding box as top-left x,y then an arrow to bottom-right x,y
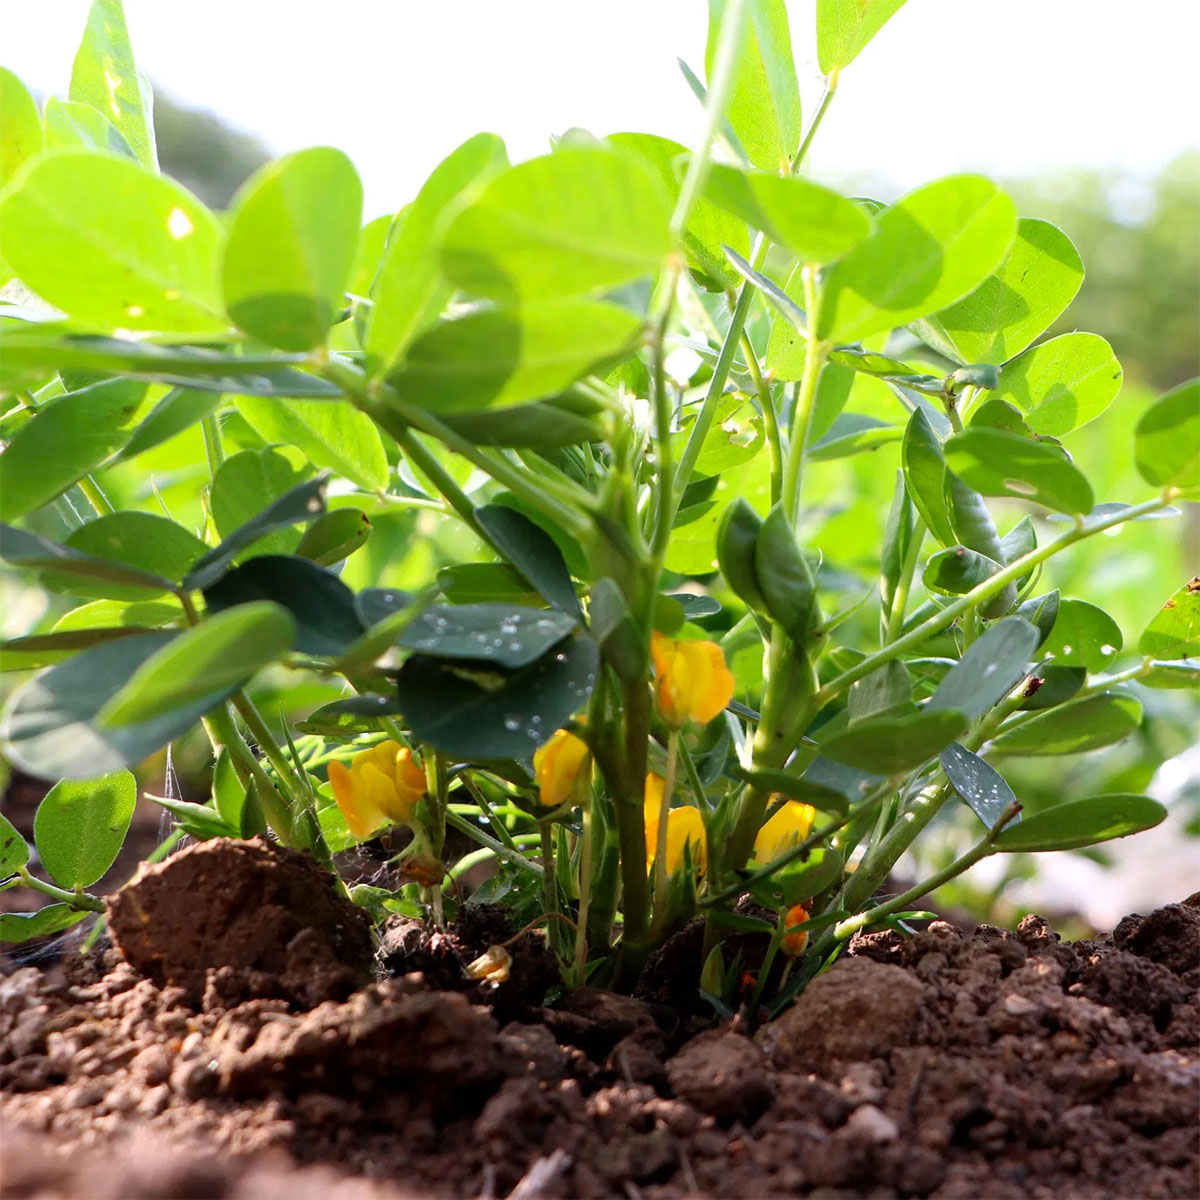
2,895 -> 1197,1197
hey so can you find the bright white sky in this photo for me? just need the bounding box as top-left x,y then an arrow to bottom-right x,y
3,1 -> 1198,217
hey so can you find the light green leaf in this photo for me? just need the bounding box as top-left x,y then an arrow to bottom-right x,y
116,387 -> 221,461
210,448 -> 310,559
819,176 -> 1017,342
671,392 -> 764,476
809,413 -> 901,460
936,218 -> 1084,365
943,428 -> 1094,514
992,692 -> 1142,756
235,396 -> 388,492
366,133 -> 508,375
294,508 -> 372,566
994,332 -> 1123,436
0,523 -> 175,595
97,602 -> 295,727
0,152 -> 226,332
0,379 -> 149,520
1039,599 -> 1122,671
0,905 -> 88,943
1138,578 -> 1200,659
707,0 -> 802,172
42,512 -> 209,602
69,0 -> 156,168
43,96 -> 134,157
1141,660 -> 1200,690
34,769 -> 136,887
0,68 -> 43,185
385,300 -> 641,413
0,810 -> 30,877
704,165 -> 869,262
817,0 -> 909,73
440,147 -> 672,302
54,598 -> 183,632
992,793 -> 1165,853
1134,379 -> 1199,491
223,147 -> 363,350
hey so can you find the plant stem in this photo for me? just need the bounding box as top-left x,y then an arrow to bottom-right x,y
17,869 -> 106,913
649,261 -> 683,561
76,475 -> 115,517
791,72 -> 839,172
444,809 -> 542,876
205,703 -> 297,845
884,518 -> 926,644
574,796 -> 596,980
816,495 -> 1172,707
201,413 -> 226,473
780,266 -> 825,525
231,692 -> 310,806
740,330 -> 783,505
671,0 -> 747,237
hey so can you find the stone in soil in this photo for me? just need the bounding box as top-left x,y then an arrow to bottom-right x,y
1,886 -> 1197,1198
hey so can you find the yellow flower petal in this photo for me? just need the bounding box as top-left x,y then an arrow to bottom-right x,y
753,800 -> 816,865
534,728 -> 590,808
329,740 -> 424,839
650,632 -> 735,727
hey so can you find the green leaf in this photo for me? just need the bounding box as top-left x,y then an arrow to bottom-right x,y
183,472 -> 327,591
940,742 -> 1018,829
1,632 -> 228,778
1016,590 -> 1060,649
438,563 -> 543,607
385,300 -> 641,413
440,147 -> 671,302
0,153 -> 225,332
116,387 -> 221,462
1018,665 -> 1086,711
707,0 -> 801,172
992,692 -> 1142,756
437,398 -> 604,448
809,413 -> 902,461
1,628 -> 152,674
847,661 -> 913,724
42,97 -> 133,157
1039,599 -> 1122,671
0,379 -> 149,520
922,545 -> 1000,596
223,148 -> 363,350
0,905 -> 88,944
1134,379 -> 1199,491
899,408 -> 953,547
293,508 -> 372,566
943,428 -> 1094,514
69,0 -> 156,168
819,176 -> 1017,343
992,793 -> 1165,853
993,333 -> 1123,436
475,504 -> 581,619
703,165 -> 869,262
0,810 -> 30,877
607,132 -> 748,290
0,523 -> 175,595
935,219 -> 1084,365
41,512 -> 209,602
235,396 -> 388,492
297,695 -> 401,740
57,598 -> 182,632
927,617 -> 1039,721
150,795 -> 235,841
34,769 -> 136,887
748,847 -> 843,910
366,133 -> 508,375
0,68 -> 43,185
672,392 -> 764,475
97,602 -> 295,727
1141,660 -> 1200,690
397,603 -> 576,670
817,0 -> 909,72
210,447 -> 309,560
203,555 -> 365,657
1138,578 -> 1200,658
754,505 -> 818,640
733,766 -> 848,815
998,515 -> 1037,567
396,635 -> 599,760
818,708 -> 968,773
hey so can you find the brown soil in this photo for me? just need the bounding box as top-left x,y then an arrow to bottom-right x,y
2,838 -> 1197,1199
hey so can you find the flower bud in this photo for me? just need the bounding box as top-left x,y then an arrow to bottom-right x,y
753,799 -> 816,865
533,727 -> 590,808
782,904 -> 811,957
650,632 -> 735,728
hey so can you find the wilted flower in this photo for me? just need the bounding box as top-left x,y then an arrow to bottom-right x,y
328,739 -> 425,840
782,904 -> 811,957
465,944 -> 512,985
650,632 -> 735,728
533,727 -> 590,808
753,799 -> 817,864
644,774 -> 707,874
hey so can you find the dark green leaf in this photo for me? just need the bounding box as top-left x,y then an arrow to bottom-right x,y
34,769 -> 136,887
922,545 -> 1001,596
943,428 -> 1094,514
1018,665 -> 1086,710
1039,599 -> 1122,671
902,408 -> 954,546
940,742 -> 1017,829
475,504 -> 581,619
818,708 -> 968,773
1016,590 -> 1061,649
992,692 -> 1142,756
396,635 -> 599,759
397,603 -> 576,670
0,810 -> 30,876
0,905 -> 88,944
928,617 -> 1038,720
437,400 -> 603,448
203,556 -> 364,656
992,793 -> 1165,853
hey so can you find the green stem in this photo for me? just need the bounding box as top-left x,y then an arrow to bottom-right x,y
205,704 -> 297,844
780,266 -> 825,525
884,518 -> 926,644
741,329 -> 783,505
791,73 -> 839,172
231,692 -> 310,807
649,262 -> 683,562
816,495 -> 1172,707
201,413 -> 226,473
17,869 -> 106,913
76,475 -> 115,517
444,810 -> 542,876
671,0 -> 747,236
573,796 -> 596,980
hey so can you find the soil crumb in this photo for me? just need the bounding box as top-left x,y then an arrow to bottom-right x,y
2,895 -> 1197,1198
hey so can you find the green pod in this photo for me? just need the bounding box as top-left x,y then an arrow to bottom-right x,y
753,504 -> 819,640
943,470 -> 1015,618
717,498 -> 769,614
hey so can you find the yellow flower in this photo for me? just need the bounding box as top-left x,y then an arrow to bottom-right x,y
650,632 -> 735,728
533,727 -> 590,808
753,799 -> 816,864
643,774 -> 706,875
328,739 -> 425,840
782,904 -> 811,957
